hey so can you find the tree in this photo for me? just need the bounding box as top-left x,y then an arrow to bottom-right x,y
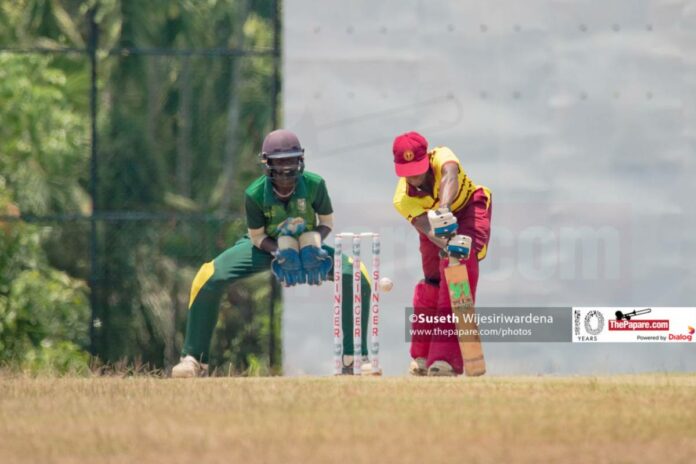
0,1 -> 281,373
0,54 -> 90,373
93,0 -> 280,370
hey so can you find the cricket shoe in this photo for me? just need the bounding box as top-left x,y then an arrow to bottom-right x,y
171,355 -> 209,378
341,355 -> 354,375
360,356 -> 383,376
427,360 -> 457,377
409,357 -> 427,376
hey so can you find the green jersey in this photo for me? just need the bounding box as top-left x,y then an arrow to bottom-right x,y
244,171 -> 333,239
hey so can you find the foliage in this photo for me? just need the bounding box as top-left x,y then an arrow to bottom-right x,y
0,52 -> 91,373
0,54 -> 90,216
91,0 -> 279,371
0,1 -> 281,373
210,270 -> 279,375
0,209 -> 89,373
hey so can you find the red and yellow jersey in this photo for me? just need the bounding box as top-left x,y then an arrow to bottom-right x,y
392,146 -> 477,222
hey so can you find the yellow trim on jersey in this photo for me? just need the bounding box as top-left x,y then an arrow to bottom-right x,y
477,243 -> 488,261
348,256 -> 373,287
189,261 -> 215,309
479,185 -> 492,210
392,146 -> 477,222
476,186 -> 492,260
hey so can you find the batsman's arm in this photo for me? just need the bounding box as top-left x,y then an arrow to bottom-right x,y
412,214 -> 449,249
438,162 -> 460,210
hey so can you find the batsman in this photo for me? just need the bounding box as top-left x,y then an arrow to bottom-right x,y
391,131 -> 492,376
173,129 -> 372,377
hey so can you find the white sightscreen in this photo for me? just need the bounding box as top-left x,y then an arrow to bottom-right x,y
282,0 -> 696,375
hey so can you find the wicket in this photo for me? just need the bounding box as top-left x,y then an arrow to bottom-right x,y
333,232 -> 381,375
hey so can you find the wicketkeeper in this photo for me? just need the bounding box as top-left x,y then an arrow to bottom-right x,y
173,129 -> 371,377
391,131 -> 492,376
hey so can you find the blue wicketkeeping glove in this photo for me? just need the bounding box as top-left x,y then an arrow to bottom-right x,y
300,246 -> 332,285
271,237 -> 304,286
298,231 -> 332,285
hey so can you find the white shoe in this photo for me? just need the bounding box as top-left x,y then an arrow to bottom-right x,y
427,360 -> 457,377
360,356 -> 382,376
409,357 -> 427,376
172,355 -> 209,378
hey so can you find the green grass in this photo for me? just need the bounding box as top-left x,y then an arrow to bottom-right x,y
1,375 -> 695,463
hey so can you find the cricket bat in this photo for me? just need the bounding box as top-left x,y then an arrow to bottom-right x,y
444,258 -> 486,376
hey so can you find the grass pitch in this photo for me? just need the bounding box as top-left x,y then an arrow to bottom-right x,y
1,375 -> 695,463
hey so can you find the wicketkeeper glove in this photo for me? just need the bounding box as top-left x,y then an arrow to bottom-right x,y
427,207 -> 458,238
271,236 -> 305,286
298,231 -> 332,285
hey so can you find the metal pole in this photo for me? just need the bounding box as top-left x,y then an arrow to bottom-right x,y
268,0 -> 282,372
271,0 -> 281,130
88,6 -> 100,357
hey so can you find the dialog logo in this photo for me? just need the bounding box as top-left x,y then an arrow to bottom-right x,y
668,326 -> 694,342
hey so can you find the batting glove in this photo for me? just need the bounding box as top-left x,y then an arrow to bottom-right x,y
447,234 -> 472,260
427,207 -> 458,238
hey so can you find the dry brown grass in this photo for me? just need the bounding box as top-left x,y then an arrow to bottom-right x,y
1,374 -> 695,464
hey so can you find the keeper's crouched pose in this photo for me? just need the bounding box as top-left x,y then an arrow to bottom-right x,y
172,129 -> 371,377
